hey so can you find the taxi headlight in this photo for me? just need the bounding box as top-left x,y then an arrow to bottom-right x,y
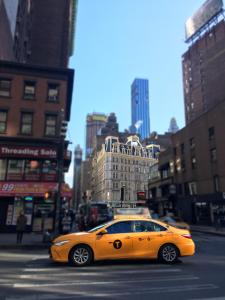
53,240 -> 70,246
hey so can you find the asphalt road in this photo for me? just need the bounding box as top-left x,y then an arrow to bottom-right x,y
0,232 -> 225,300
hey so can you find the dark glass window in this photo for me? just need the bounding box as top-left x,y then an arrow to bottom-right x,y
180,143 -> 185,155
20,112 -> 33,135
0,110 -> 7,133
47,83 -> 59,102
24,160 -> 40,181
42,160 -> 57,181
133,220 -> 166,232
213,175 -> 219,192
106,221 -> 132,234
0,79 -> 11,97
191,156 -> 197,169
190,138 -> 195,149
0,159 -> 7,180
208,127 -> 214,140
24,81 -> 36,100
210,148 -> 217,162
7,159 -> 24,181
45,115 -> 57,136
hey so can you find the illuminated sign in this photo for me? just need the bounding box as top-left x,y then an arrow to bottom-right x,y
185,0 -> 223,41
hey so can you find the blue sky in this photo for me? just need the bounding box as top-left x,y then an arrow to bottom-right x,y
66,0 -> 204,184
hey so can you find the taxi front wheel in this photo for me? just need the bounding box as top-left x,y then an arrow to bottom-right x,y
69,245 -> 93,267
158,244 -> 179,264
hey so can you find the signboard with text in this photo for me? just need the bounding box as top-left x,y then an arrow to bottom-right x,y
0,182 -> 58,196
185,0 -> 223,41
0,145 -> 57,158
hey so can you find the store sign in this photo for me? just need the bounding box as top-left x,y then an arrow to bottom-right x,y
0,146 -> 57,158
0,182 -> 58,196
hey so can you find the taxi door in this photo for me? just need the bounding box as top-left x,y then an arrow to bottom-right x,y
131,220 -> 169,258
95,221 -> 133,260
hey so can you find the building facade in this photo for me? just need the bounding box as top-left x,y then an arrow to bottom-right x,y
73,144 -> 82,210
85,113 -> 107,158
13,0 -> 78,68
0,0 -> 18,61
183,19 -> 225,124
131,78 -> 150,140
0,60 -> 74,232
92,135 -> 158,207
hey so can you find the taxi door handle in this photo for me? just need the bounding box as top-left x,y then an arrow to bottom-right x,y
125,236 -> 131,239
157,234 -> 163,237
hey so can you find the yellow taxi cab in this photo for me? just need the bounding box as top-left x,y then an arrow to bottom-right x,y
50,217 -> 195,267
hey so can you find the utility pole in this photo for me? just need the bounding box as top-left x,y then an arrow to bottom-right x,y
54,109 -> 68,235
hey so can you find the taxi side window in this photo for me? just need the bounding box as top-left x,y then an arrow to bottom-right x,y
134,221 -> 167,232
107,221 -> 132,234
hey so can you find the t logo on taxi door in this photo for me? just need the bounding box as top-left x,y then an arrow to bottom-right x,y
113,240 -> 122,249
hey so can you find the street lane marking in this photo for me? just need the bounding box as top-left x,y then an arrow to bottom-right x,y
13,275 -> 199,288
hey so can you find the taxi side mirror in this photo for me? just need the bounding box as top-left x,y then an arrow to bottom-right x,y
97,229 -> 108,235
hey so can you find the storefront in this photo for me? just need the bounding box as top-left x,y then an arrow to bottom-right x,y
0,144 -> 59,233
0,181 -> 58,233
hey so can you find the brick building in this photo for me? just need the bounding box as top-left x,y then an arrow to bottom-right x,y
0,60 -> 74,232
183,20 -> 225,124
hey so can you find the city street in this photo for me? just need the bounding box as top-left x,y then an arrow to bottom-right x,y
0,232 -> 225,300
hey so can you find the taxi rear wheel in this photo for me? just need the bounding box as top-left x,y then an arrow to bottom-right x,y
158,244 -> 179,264
69,245 -> 93,267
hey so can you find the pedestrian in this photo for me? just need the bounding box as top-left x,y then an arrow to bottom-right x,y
61,211 -> 72,234
16,211 -> 27,244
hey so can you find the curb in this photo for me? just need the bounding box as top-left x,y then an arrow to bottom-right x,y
191,228 -> 225,237
0,244 -> 50,250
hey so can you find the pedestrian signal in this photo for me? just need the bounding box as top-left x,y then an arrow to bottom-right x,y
44,191 -> 51,200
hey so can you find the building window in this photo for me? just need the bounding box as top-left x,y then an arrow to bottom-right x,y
173,147 -> 177,156
24,81 -> 36,100
20,112 -> 33,135
0,159 -> 7,180
191,156 -> 197,169
190,137 -> 195,149
181,159 -> 186,172
7,159 -> 24,181
180,143 -> 185,155
47,83 -> 59,102
44,114 -> 57,136
0,110 -> 7,133
189,181 -> 197,195
210,148 -> 217,162
213,175 -> 219,192
24,160 -> 40,181
0,79 -> 11,97
208,126 -> 214,140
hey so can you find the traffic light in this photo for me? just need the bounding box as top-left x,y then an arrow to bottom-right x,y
44,191 -> 52,200
60,120 -> 68,137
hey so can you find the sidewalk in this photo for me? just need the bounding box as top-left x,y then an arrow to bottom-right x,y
0,232 -> 51,250
191,225 -> 225,236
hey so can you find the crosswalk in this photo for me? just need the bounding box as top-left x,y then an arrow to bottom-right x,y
0,251 -> 222,300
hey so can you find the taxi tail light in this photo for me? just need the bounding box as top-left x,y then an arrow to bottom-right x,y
181,234 -> 192,239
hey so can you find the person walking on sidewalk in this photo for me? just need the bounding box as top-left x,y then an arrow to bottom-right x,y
16,211 -> 27,244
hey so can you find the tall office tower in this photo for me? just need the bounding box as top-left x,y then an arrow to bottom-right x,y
183,0 -> 225,124
73,145 -> 82,210
0,0 -> 18,60
85,113 -> 107,158
168,117 -> 179,133
13,0 -> 78,68
131,78 -> 150,140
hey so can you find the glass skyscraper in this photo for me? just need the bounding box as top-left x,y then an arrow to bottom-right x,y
131,78 -> 150,140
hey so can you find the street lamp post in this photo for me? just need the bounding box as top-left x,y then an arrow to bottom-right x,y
54,109 -> 67,235
120,185 -> 125,208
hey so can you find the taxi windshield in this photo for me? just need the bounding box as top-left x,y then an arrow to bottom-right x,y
88,221 -> 113,233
